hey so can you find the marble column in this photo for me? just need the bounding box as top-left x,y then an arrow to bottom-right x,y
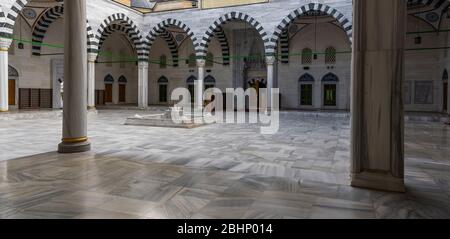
196,59 -> 205,111
138,61 -> 148,109
351,0 -> 406,192
87,53 -> 97,110
266,56 -> 275,110
447,78 -> 450,115
58,0 -> 90,153
0,38 -> 12,112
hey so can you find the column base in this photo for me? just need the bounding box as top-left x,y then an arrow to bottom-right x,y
351,171 -> 405,193
87,106 -> 96,111
58,140 -> 91,154
0,109 -> 8,113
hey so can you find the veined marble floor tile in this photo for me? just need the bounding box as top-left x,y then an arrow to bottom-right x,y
0,110 -> 449,218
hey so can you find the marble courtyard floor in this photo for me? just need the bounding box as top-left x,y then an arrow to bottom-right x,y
0,110 -> 449,219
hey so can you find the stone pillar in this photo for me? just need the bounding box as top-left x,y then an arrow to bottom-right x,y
447,78 -> 450,115
351,0 -> 406,192
138,61 -> 148,109
196,59 -> 205,110
58,0 -> 90,153
87,53 -> 97,110
0,38 -> 12,112
266,56 -> 275,110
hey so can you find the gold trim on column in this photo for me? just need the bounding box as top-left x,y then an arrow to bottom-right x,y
62,137 -> 88,143
0,47 -> 9,51
0,109 -> 8,112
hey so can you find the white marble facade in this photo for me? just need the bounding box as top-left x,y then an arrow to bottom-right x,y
0,0 -> 449,113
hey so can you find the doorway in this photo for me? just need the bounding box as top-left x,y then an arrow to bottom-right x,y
8,79 -> 15,106
105,84 -> 113,103
119,84 -> 126,103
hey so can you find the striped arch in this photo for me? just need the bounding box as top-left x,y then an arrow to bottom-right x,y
98,24 -> 140,56
199,11 -> 270,57
213,26 -> 230,65
30,5 -> 96,56
0,6 -> 7,38
144,18 -> 197,64
96,13 -> 145,61
279,27 -> 289,64
1,0 -> 28,37
154,27 -> 179,67
271,3 -> 353,48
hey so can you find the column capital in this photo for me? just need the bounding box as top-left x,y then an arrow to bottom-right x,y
0,38 -> 12,51
265,56 -> 276,65
196,59 -> 206,68
138,61 -> 149,68
87,53 -> 98,63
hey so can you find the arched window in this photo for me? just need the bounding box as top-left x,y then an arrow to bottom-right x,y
118,75 -> 127,84
301,48 -> 312,65
160,55 -> 167,69
322,73 -> 339,82
204,75 -> 216,90
325,47 -> 336,64
206,52 -> 214,68
188,53 -> 196,68
118,75 -> 127,103
322,73 -> 339,107
158,76 -> 169,103
299,73 -> 314,106
104,74 -> 114,83
104,74 -> 114,103
8,65 -> 19,78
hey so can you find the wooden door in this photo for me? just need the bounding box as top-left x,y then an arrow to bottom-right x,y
444,82 -> 448,112
119,84 -> 126,103
8,79 -> 15,105
105,84 -> 113,103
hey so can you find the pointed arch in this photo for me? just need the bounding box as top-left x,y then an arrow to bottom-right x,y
299,73 -> 314,82
98,24 -> 139,56
212,26 -> 230,65
96,13 -> 145,61
104,74 -> 114,83
118,75 -> 127,83
1,0 -> 28,37
280,28 -> 290,64
144,18 -> 197,64
158,76 -> 169,83
30,5 -> 96,56
156,28 -> 179,67
199,11 -> 270,57
8,65 -> 19,77
186,75 -> 197,84
204,75 -> 216,84
322,72 -> 339,82
271,3 -> 353,49
443,69 -> 448,81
